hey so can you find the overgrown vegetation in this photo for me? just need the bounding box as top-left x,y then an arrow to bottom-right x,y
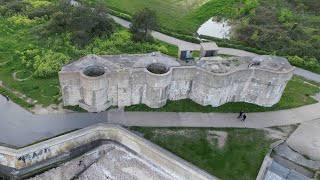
100,0 -> 320,74
125,75 -> 320,113
130,127 -> 274,180
0,0 -> 177,107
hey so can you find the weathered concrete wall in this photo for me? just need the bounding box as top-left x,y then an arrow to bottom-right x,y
0,124 -> 217,180
59,53 -> 295,112
58,71 -> 81,106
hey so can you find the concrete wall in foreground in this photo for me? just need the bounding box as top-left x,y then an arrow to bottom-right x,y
59,64 -> 295,112
0,124 -> 217,180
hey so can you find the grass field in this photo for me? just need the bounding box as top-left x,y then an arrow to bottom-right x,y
104,0 -> 242,34
0,17 -> 61,106
130,127 -> 274,180
125,75 -> 320,113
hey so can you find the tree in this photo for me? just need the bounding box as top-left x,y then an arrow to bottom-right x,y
129,8 -> 158,42
48,0 -> 115,47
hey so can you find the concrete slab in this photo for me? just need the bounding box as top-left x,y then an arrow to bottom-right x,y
287,119 -> 320,161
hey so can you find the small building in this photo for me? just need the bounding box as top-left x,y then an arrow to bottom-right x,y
200,42 -> 219,58
178,45 -> 196,60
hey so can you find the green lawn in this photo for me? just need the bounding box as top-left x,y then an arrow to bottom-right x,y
130,127 -> 274,180
0,17 -> 61,106
125,75 -> 320,113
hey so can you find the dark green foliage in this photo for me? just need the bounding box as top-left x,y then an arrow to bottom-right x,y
48,0 -> 115,47
289,0 -> 320,15
130,8 -> 158,42
0,0 -> 29,16
234,0 -> 320,62
26,5 -> 55,19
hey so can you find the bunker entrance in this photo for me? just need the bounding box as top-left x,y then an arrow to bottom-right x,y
83,65 -> 105,77
146,63 -> 169,74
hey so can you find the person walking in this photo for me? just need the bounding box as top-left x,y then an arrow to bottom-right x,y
238,110 -> 244,119
4,95 -> 9,102
241,114 -> 247,122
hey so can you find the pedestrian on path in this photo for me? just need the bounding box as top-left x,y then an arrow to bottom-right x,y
238,110 -> 244,119
3,95 -> 9,102
241,114 -> 247,122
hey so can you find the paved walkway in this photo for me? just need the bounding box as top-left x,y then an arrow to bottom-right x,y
111,16 -> 320,83
1,95 -> 320,147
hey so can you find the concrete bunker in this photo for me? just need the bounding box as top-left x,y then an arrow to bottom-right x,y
82,65 -> 105,77
146,63 -> 170,74
59,53 -> 295,112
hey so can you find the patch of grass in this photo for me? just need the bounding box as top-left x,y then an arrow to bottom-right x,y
129,127 -> 273,180
125,75 -> 320,113
0,86 -> 34,109
15,70 -> 32,79
41,85 -> 60,97
0,52 -> 12,63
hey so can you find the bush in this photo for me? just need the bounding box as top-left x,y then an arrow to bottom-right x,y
7,15 -> 35,25
26,5 -> 55,19
18,47 -> 70,77
0,1 -> 29,16
287,56 -> 320,73
108,8 -> 132,21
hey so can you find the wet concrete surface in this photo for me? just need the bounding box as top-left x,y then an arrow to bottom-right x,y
0,96 -> 108,147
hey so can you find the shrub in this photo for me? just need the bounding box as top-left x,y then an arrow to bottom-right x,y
18,47 -> 70,77
287,56 -> 320,74
7,15 -> 35,25
108,8 -> 132,21
26,5 -> 55,19
1,1 -> 29,16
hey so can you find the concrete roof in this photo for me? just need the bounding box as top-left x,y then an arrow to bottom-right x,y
178,44 -> 198,51
201,42 -> 219,50
197,55 -> 294,74
61,53 -> 294,74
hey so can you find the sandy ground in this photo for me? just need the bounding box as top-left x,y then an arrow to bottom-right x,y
30,103 -> 70,115
29,143 -> 178,180
263,125 -> 298,140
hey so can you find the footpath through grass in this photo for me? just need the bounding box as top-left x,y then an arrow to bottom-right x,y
125,75 -> 320,113
130,127 -> 274,180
